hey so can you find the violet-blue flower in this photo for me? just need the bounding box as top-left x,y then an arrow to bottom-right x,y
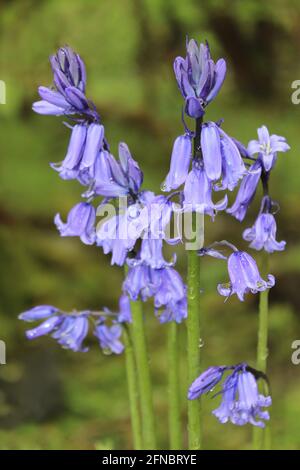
183,162 -> 227,217
213,365 -> 271,428
19,305 -> 59,321
189,363 -> 271,428
156,297 -> 187,324
218,250 -> 275,301
154,266 -> 186,308
247,125 -> 290,172
96,202 -> 148,266
24,315 -> 63,340
55,202 -> 96,245
243,212 -> 286,253
188,366 -> 226,399
174,40 -> 226,117
201,122 -> 222,181
201,122 -> 246,189
94,323 -> 124,355
51,123 -> 87,180
216,128 -> 246,191
92,145 -> 143,198
123,264 -> 160,302
52,315 -> 89,352
161,133 -> 192,192
227,160 -> 262,221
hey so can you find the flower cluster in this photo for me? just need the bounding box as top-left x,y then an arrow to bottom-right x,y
27,45 -> 188,334
20,39 -> 290,435
19,296 -> 132,355
168,39 -> 289,430
188,363 -> 271,428
123,238 -> 187,323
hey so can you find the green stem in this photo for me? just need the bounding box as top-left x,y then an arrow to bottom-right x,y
130,300 -> 157,449
187,249 -> 202,450
186,116 -> 203,450
167,322 -> 182,449
253,251 -> 270,450
123,326 -> 143,449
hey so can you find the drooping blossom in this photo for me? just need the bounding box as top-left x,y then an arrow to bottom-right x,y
183,161 -> 227,217
19,305 -> 59,321
51,123 -> 105,183
94,323 -> 124,355
55,202 -> 96,245
188,363 -> 271,428
201,122 -> 245,189
156,297 -> 187,324
19,308 -> 90,352
217,250 -> 275,301
161,133 -> 192,192
227,160 -> 262,221
243,209 -> 286,253
52,315 -> 89,352
91,144 -> 143,198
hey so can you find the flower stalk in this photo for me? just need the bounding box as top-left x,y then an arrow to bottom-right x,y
253,251 -> 271,450
186,117 -> 202,450
123,326 -> 143,450
130,299 -> 157,449
167,322 -> 182,449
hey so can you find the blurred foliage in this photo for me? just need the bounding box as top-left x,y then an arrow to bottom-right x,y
0,0 -> 300,450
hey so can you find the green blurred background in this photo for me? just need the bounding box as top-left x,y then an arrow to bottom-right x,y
0,0 -> 300,450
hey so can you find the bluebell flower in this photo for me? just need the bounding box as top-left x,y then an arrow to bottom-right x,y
20,308 -> 90,352
52,123 -> 105,183
19,305 -> 59,321
227,160 -> 262,221
213,365 -> 271,427
174,40 -> 226,117
92,144 -> 143,198
24,315 -> 63,340
51,124 -> 87,180
243,212 -> 286,253
154,267 -> 186,308
216,128 -> 246,191
183,161 -> 227,217
123,264 -> 160,302
94,323 -> 124,355
55,202 -> 96,245
117,295 -> 132,323
118,142 -> 144,195
188,366 -> 226,399
52,315 -> 89,352
161,134 -> 192,192
201,122 -> 222,181
156,297 -> 187,324
33,47 -> 98,119
189,363 -> 272,428
247,125 -> 290,172
201,122 -> 246,188
96,202 -> 148,266
218,250 -> 275,301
